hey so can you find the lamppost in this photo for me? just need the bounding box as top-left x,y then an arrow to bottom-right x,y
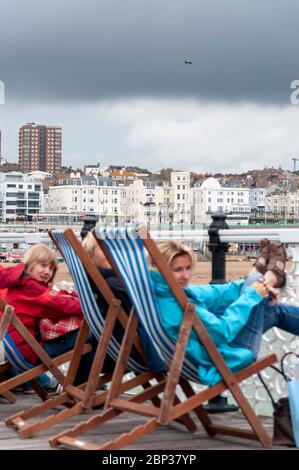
80,214 -> 97,240
158,203 -> 162,232
204,213 -> 239,413
169,204 -> 174,231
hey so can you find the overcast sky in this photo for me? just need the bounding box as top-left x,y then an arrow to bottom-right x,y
1,0 -> 299,173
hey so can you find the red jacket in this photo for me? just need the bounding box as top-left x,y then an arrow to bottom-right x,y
0,263 -> 82,364
0,264 -> 8,299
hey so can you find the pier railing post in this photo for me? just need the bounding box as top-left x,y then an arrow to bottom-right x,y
80,214 -> 97,240
208,212 -> 229,284
204,212 -> 239,413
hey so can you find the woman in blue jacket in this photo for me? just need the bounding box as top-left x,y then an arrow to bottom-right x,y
149,240 -> 299,385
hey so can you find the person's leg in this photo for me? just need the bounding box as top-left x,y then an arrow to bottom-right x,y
43,330 -> 97,385
9,366 -> 55,392
230,272 -> 266,358
263,302 -> 299,336
230,302 -> 265,358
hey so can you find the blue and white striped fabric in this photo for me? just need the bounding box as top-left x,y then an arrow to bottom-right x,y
95,226 -> 200,382
3,332 -> 33,372
51,230 -> 146,374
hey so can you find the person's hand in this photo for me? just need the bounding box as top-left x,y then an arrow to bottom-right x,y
268,285 -> 280,304
251,280 -> 269,298
263,275 -> 280,304
263,271 -> 277,288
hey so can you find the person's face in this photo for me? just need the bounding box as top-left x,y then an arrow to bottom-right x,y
170,254 -> 193,288
30,262 -> 54,284
93,246 -> 111,269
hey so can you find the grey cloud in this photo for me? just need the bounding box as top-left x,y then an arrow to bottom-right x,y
1,0 -> 299,103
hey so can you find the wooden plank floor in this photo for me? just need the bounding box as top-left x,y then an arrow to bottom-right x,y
0,392 -> 288,450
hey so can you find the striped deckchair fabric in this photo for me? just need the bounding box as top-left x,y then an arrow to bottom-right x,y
95,226 -> 199,382
2,332 -> 34,372
51,230 -> 147,374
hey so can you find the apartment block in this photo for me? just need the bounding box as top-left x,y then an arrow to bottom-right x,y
0,172 -> 44,222
19,122 -> 62,174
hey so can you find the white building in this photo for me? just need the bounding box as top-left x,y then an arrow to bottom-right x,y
249,188 -> 266,215
46,176 -> 123,224
265,191 -> 299,219
28,170 -> 52,180
0,172 -> 44,222
120,179 -> 173,226
171,171 -> 191,224
84,163 -> 101,176
192,177 -> 252,225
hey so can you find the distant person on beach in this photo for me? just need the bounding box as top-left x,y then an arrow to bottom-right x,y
0,243 -> 97,385
148,239 -> 299,385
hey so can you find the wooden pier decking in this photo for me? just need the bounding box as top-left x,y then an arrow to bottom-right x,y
0,392 -> 288,450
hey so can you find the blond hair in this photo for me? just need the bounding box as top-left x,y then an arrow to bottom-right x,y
23,244 -> 58,284
149,240 -> 196,269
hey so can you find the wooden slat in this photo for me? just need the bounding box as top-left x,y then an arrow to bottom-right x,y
0,345 -> 91,395
82,299 -> 121,410
208,424 -> 258,440
10,314 -> 65,384
158,303 -> 195,425
64,385 -> 86,401
0,305 -> 14,340
1,390 -> 16,404
54,435 -> 101,450
109,399 -> 159,417
105,308 -> 139,407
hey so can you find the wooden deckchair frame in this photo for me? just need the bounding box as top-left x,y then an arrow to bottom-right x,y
0,300 -> 91,405
5,228 -> 195,439
50,226 -> 277,450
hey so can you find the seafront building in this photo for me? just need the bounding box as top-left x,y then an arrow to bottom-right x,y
4,165 -> 299,226
0,172 -> 44,222
19,123 -> 62,174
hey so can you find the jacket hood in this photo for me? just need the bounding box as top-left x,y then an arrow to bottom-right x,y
0,263 -> 26,288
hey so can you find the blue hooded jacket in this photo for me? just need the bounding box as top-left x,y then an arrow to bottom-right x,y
150,271 -> 264,385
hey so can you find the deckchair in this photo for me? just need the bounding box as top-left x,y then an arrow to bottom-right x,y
0,305 -> 17,403
51,226 -> 277,450
6,229 -> 195,439
0,299 -> 88,404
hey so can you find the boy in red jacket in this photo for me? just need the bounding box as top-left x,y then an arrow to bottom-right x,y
0,244 -> 97,385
